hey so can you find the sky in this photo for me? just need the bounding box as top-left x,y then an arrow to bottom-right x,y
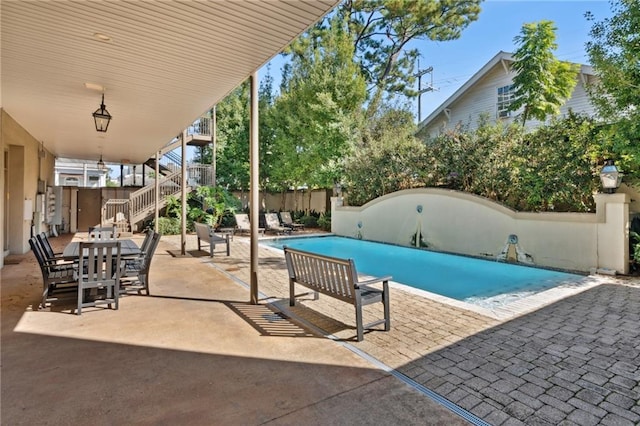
261,0 -> 614,122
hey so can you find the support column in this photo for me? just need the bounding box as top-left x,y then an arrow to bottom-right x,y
154,151 -> 160,233
250,73 -> 259,304
594,193 -> 630,274
181,130 -> 187,256
211,106 -> 217,188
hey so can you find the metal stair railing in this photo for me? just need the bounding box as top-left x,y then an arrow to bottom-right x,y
162,150 -> 182,169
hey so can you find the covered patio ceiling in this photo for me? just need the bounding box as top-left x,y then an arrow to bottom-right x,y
1,0 -> 338,165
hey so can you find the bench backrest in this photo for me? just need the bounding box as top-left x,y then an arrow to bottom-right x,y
284,246 -> 359,305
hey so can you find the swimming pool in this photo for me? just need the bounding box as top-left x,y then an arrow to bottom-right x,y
263,235 -> 586,306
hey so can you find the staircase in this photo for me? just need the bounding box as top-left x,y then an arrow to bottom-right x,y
103,116 -> 214,232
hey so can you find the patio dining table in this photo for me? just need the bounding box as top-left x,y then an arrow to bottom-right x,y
62,239 -> 141,260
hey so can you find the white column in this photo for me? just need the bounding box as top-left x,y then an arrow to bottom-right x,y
154,150 -> 160,233
594,192 -> 630,274
250,72 -> 259,304
181,130 -> 187,255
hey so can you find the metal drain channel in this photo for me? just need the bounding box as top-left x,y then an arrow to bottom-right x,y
209,262 -> 490,426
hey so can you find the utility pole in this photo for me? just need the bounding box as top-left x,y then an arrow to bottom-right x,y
415,62 -> 434,123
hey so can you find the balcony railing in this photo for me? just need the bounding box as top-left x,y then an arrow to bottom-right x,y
186,117 -> 211,137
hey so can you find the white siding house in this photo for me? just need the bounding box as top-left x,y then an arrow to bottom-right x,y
416,51 -> 598,139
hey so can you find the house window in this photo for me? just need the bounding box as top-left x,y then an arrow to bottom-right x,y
64,177 -> 79,186
497,84 -> 515,118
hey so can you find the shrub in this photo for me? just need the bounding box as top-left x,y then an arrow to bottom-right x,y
156,217 -> 181,235
317,212 -> 331,231
344,113 -> 603,212
300,214 -> 318,228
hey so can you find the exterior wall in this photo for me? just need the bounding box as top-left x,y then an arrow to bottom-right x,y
1,110 -> 55,258
419,67 -> 597,140
331,188 -> 629,274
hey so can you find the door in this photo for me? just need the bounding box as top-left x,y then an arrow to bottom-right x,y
77,188 -> 101,232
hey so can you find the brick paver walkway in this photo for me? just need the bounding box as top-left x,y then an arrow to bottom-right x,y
165,233 -> 640,425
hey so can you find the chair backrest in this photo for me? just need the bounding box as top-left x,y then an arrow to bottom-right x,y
79,241 -> 122,284
36,233 -> 55,259
88,226 -> 117,241
234,214 -> 251,230
265,213 -> 281,228
139,229 -> 154,254
194,222 -> 211,240
138,231 -> 161,273
280,212 -> 293,225
29,237 -> 47,270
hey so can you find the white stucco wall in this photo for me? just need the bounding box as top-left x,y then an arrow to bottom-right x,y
332,188 -> 629,274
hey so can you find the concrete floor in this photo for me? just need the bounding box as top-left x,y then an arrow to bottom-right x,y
1,233 -> 467,425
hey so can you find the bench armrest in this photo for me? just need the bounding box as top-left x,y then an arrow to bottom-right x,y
356,275 -> 392,287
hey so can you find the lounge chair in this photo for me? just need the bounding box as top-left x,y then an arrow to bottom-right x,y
264,213 -> 291,235
234,213 -> 264,235
280,211 -> 304,231
194,222 -> 230,257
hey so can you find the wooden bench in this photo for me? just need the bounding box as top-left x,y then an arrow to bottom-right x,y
284,246 -> 391,341
194,222 -> 230,257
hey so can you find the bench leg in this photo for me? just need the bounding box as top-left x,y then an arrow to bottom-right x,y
225,234 -> 230,256
355,302 -> 364,342
289,279 -> 296,306
383,280 -> 390,331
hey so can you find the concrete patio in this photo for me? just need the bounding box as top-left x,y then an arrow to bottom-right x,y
3,232 -> 640,425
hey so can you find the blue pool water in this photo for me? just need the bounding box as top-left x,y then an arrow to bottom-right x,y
264,235 -> 585,304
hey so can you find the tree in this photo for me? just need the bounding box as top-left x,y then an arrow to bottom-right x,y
585,0 -> 640,177
508,20 -> 580,125
340,0 -> 482,116
273,15 -> 367,209
211,83 -> 251,192
586,0 -> 640,121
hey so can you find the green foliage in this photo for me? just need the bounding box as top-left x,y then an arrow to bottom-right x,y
188,186 -> 242,228
344,107 -> 430,205
339,0 -> 482,114
425,119 -> 524,204
631,231 -> 640,264
158,187 -> 241,233
511,113 -> 599,211
509,20 -> 580,124
586,0 -> 640,122
164,195 -> 182,218
274,14 -> 367,193
212,83 -> 251,191
317,211 -> 332,231
350,113 -> 602,212
300,214 -> 319,228
156,217 -> 181,235
586,0 -> 640,177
